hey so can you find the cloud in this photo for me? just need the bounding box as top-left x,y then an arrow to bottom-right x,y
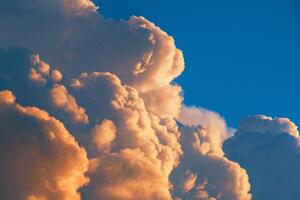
29,54 -> 64,85
0,90 -> 89,200
84,149 -> 174,200
0,1 -> 255,200
0,48 -> 89,129
172,108 -> 251,200
179,105 -> 235,140
0,0 -> 184,119
234,115 -> 298,137
50,84 -> 89,124
91,119 -> 116,153
1,46 -> 182,199
70,72 -> 181,199
224,115 -> 300,200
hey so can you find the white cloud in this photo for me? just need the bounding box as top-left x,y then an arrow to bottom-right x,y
171,122 -> 251,200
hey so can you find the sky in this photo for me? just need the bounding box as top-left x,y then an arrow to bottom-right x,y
1,0 -> 300,199
96,0 -> 300,126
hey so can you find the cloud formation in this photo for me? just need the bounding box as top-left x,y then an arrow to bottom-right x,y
70,72 -> 181,199
0,90 -> 89,200
224,115 -> 300,200
172,107 -> 251,200
0,44 -> 182,200
0,0 -> 184,119
0,0 -> 256,199
50,84 -> 89,124
179,106 -> 235,140
5,0 -> 300,199
0,0 -> 257,199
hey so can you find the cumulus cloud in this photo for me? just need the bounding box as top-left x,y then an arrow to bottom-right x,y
29,54 -> 64,85
0,90 -> 89,200
50,84 -> 89,124
0,49 -> 89,128
224,115 -> 300,200
172,107 -> 251,200
234,115 -> 298,137
91,119 -> 117,153
70,72 -> 181,199
6,0 -> 300,198
0,0 -> 184,119
84,149 -> 174,200
179,105 -> 235,140
0,44 -> 183,200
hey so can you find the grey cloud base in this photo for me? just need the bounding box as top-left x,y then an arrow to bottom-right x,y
224,115 -> 300,200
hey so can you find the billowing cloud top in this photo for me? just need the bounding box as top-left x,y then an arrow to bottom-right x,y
236,115 -> 298,137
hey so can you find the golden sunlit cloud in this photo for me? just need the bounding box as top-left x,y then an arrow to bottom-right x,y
1,0 -> 297,200
0,0 -> 253,199
0,90 -> 89,200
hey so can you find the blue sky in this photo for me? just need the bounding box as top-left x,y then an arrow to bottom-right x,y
95,0 -> 300,127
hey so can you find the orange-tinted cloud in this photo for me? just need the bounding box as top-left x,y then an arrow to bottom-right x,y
70,72 -> 181,199
50,84 -> 89,124
0,90 -> 89,200
0,1 -> 256,199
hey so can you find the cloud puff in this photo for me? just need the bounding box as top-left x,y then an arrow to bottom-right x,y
69,72 -> 182,199
0,49 -> 88,128
234,115 -> 298,137
179,105 -> 235,140
224,115 -> 300,200
91,119 -> 117,153
0,90 -> 89,200
29,54 -> 64,85
50,84 -> 89,124
172,107 -> 251,200
84,149 -> 174,200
